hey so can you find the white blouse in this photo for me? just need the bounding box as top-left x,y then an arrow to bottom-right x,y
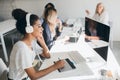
9,40 -> 42,80
93,11 -> 109,26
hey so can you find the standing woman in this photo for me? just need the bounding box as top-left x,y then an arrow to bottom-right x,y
86,2 -> 109,25
9,9 -> 64,80
42,7 -> 62,50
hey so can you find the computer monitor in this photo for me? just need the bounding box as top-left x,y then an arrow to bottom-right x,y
85,17 -> 110,61
85,17 -> 110,42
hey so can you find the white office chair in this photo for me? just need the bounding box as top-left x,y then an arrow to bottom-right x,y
7,29 -> 23,46
0,58 -> 8,80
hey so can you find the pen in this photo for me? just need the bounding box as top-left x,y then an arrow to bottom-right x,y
53,61 -> 61,72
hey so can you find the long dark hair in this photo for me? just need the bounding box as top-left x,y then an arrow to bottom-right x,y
45,2 -> 55,9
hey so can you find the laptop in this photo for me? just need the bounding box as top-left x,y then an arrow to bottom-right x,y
69,26 -> 82,43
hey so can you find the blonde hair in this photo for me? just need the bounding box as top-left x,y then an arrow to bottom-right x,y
44,7 -> 57,22
95,2 -> 104,14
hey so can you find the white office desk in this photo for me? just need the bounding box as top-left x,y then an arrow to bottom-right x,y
38,32 -> 107,80
87,40 -> 109,49
38,25 -> 120,80
0,19 -> 16,62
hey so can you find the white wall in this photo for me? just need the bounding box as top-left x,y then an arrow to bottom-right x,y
0,0 -> 120,41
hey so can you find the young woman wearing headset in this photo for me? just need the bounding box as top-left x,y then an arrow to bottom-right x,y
8,9 -> 65,80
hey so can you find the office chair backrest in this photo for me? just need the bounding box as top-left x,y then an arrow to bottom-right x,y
0,58 -> 8,80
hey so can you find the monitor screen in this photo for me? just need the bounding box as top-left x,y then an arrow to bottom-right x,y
85,17 -> 110,42
85,17 -> 110,61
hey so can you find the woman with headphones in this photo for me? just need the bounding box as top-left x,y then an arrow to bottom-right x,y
8,9 -> 65,80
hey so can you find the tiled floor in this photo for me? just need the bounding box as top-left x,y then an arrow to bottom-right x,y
112,41 -> 120,62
